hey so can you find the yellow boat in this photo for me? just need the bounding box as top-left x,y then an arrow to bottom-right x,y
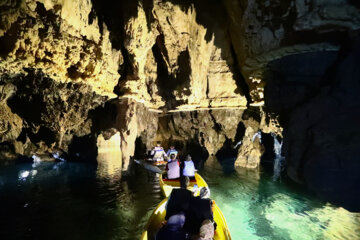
140,198 -> 232,240
159,172 -> 209,197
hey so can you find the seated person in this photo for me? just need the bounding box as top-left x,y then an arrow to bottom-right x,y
165,187 -> 216,239
151,141 -> 167,161
166,146 -> 178,159
155,212 -> 187,240
198,219 -> 215,240
183,155 -> 196,178
165,188 -> 192,220
183,196 -> 214,235
166,154 -> 180,179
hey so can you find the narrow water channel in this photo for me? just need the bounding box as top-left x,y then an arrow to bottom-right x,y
0,159 -> 359,240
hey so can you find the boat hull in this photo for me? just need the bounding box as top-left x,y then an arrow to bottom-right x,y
159,172 -> 208,197
140,198 -> 231,240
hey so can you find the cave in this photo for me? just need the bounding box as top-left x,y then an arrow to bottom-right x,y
0,0 -> 359,239
259,132 -> 275,168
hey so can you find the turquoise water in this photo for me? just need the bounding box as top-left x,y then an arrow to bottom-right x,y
202,160 -> 360,240
0,160 -> 359,239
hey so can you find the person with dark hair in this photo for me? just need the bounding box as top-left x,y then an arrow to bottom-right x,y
162,186 -> 216,240
151,141 -> 167,162
155,212 -> 187,240
166,145 -> 178,160
166,153 -> 180,179
183,155 -> 196,178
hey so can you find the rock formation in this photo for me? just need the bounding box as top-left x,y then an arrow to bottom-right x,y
0,0 -> 359,210
224,0 -> 360,104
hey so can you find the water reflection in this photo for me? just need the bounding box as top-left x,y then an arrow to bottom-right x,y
96,132 -> 122,179
201,164 -> 360,240
0,161 -> 161,240
0,158 -> 359,240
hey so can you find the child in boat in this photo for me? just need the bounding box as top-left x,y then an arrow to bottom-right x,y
151,141 -> 167,162
166,153 -> 180,179
166,145 -> 178,159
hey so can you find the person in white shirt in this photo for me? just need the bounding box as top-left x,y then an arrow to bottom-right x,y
183,155 -> 195,178
151,141 -> 167,162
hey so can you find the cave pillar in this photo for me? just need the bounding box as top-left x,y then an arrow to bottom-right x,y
235,127 -> 264,168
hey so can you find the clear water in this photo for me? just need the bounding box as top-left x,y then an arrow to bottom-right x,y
0,160 -> 359,240
203,160 -> 360,240
0,161 -> 162,240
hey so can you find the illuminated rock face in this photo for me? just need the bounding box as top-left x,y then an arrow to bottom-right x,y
0,0 -> 249,168
157,110 -> 245,159
0,0 -> 122,97
0,84 -> 23,161
114,0 -> 248,110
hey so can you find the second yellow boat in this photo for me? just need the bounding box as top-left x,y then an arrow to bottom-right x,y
159,172 -> 209,197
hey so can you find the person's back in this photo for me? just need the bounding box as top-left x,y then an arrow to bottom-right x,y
183,155 -> 195,177
167,159 -> 180,179
156,212 -> 187,240
166,188 -> 192,220
183,197 -> 213,234
166,153 -> 180,179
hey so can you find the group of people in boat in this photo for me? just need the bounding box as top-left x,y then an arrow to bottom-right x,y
150,142 -> 196,181
156,177 -> 215,240
150,142 -> 215,240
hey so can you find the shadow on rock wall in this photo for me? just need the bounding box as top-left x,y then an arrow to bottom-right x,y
264,32 -> 360,211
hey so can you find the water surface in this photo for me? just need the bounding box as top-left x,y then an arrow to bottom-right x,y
202,160 -> 360,240
0,159 -> 359,240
